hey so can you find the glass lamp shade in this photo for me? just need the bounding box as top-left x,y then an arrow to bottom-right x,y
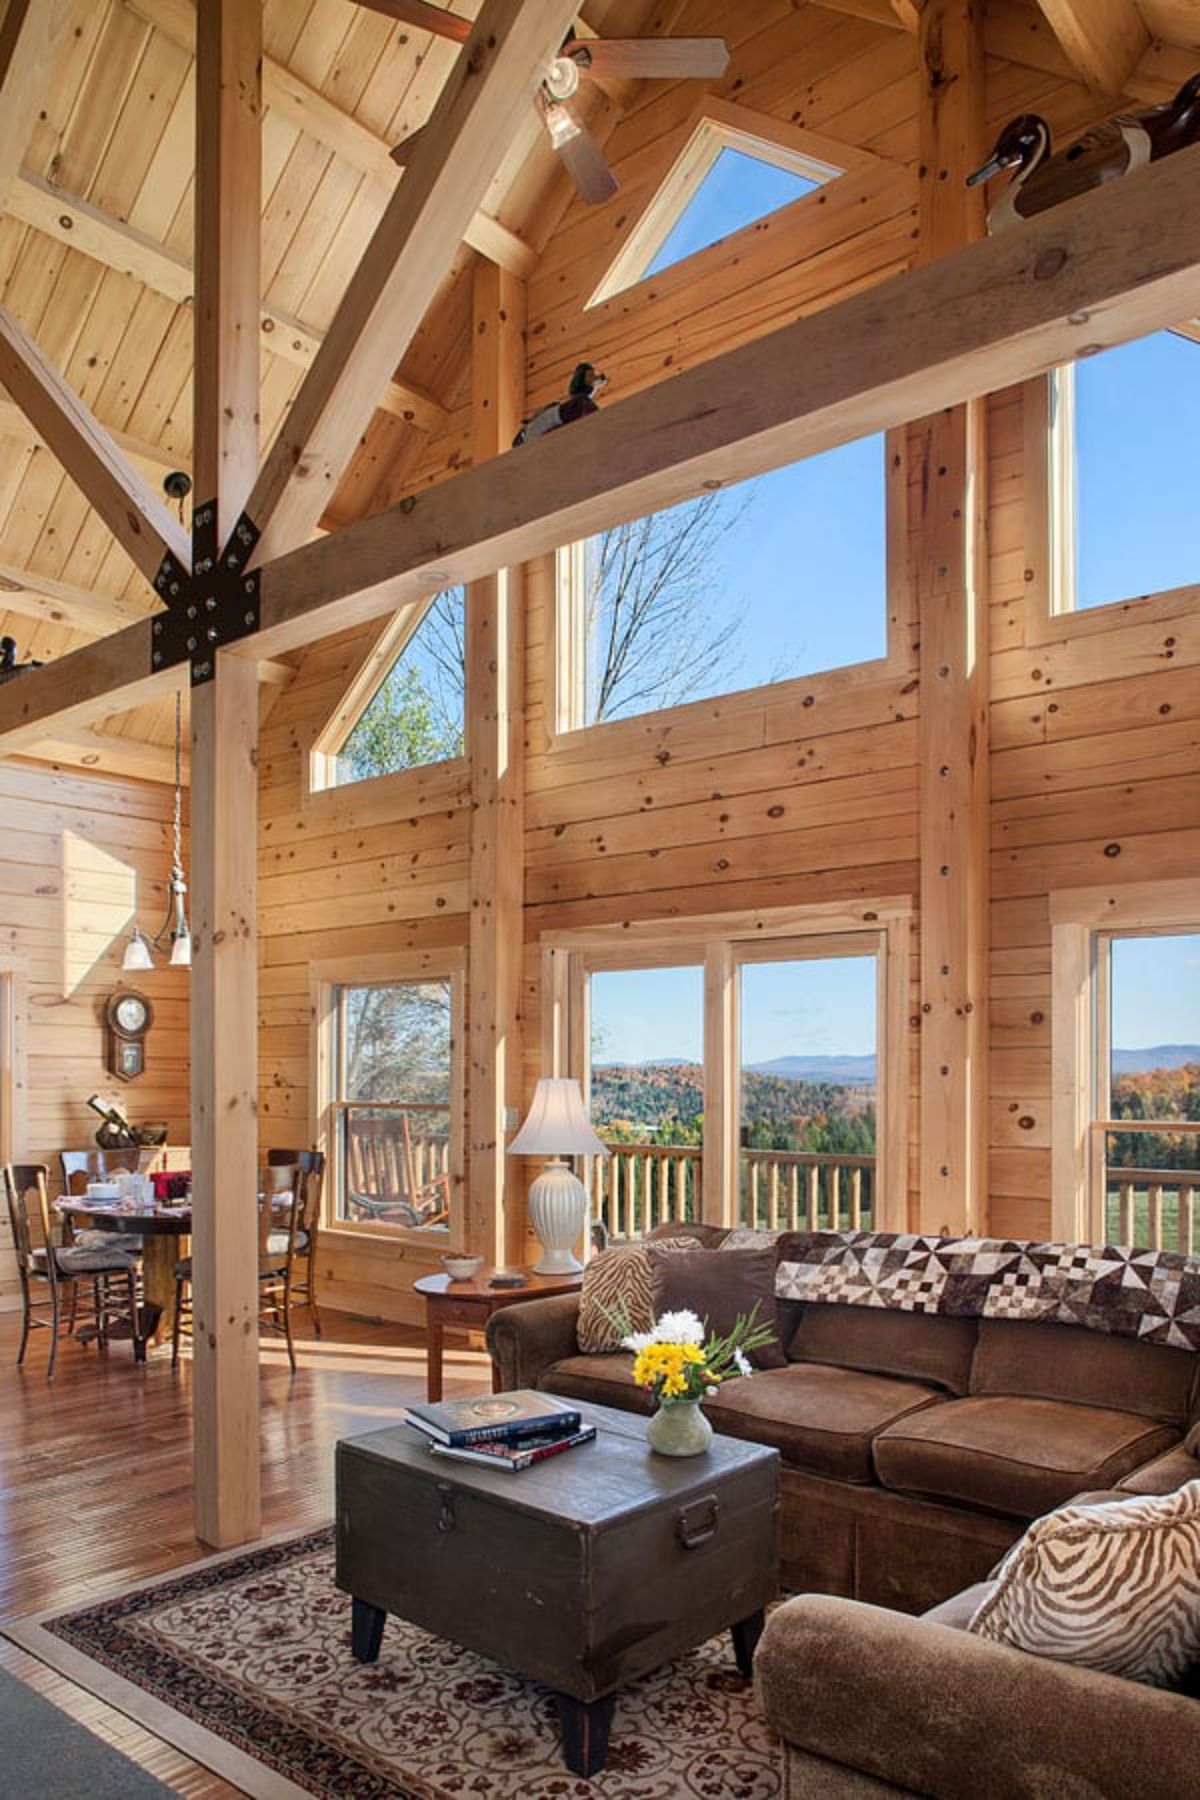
169,931 -> 192,968
121,929 -> 154,972
508,1078 -> 608,1157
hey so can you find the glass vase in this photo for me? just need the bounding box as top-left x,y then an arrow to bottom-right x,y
645,1396 -> 713,1458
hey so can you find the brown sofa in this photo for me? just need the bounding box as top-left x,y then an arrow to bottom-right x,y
486,1224 -> 1200,1614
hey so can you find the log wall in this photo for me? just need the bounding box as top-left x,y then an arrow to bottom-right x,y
253,13 -> 1200,1319
0,760 -> 190,1305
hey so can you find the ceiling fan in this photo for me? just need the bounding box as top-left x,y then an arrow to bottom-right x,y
371,5 -> 729,205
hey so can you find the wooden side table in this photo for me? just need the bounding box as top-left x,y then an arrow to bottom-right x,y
414,1268 -> 583,1401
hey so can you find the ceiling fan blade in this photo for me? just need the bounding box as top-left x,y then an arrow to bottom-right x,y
564,37 -> 729,82
543,100 -> 618,205
354,1 -> 472,45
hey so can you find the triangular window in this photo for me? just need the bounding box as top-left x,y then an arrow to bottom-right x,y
318,589 -> 466,789
645,148 -> 819,277
590,118 -> 842,306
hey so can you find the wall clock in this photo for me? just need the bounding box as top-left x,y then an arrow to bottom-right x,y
105,989 -> 153,1082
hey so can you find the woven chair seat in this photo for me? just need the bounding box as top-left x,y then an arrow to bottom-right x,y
74,1229 -> 144,1254
55,1245 -> 137,1274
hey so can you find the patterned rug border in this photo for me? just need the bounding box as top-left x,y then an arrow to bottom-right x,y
2,1526 -> 327,1800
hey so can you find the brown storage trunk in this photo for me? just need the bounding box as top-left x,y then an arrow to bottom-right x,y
336,1402 -> 779,1702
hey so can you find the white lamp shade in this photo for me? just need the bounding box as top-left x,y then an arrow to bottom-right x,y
509,1077 -> 608,1157
169,932 -> 192,967
122,931 -> 154,972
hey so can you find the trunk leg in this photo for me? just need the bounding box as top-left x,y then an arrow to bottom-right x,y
351,1597 -> 385,1663
555,1693 -> 616,1778
731,1610 -> 765,1678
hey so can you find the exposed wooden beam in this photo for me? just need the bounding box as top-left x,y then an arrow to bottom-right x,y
193,0 -> 261,543
0,306 -> 190,584
8,171 -> 450,433
0,561 -> 156,635
914,0 -> 988,1235
354,0 -> 473,42
124,0 -> 537,277
189,651 -> 261,1548
1034,0 -> 1149,96
0,622 -> 175,748
986,2 -> 1193,106
890,0 -> 924,26
6,142 -> 1200,738
466,256 -> 526,1268
19,723 -> 187,787
0,0 -> 77,209
810,0 -> 906,27
243,0 -> 578,567
0,390 -> 180,479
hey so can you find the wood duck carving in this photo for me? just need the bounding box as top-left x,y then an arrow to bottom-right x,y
0,635 -> 44,684
969,76 -> 1200,235
513,362 -> 607,447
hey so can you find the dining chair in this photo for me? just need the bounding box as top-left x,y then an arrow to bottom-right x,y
3,1163 -> 141,1379
266,1148 -> 325,1337
171,1152 -> 326,1374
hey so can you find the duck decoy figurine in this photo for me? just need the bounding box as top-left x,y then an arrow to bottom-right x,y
0,635 -> 44,684
513,362 -> 607,447
968,73 -> 1200,235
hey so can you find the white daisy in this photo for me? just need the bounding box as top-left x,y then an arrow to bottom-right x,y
653,1309 -> 706,1345
620,1329 -> 657,1353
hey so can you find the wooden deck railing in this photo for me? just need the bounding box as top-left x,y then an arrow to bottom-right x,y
589,1142 -> 876,1240
1105,1166 -> 1199,1253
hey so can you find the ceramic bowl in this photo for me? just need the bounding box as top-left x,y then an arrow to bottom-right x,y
442,1254 -> 484,1282
85,1182 -> 120,1200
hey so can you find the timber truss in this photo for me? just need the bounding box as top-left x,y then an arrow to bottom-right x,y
0,0 -> 1198,1551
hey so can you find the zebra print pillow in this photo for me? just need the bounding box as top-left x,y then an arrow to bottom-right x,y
968,1480 -> 1200,1687
576,1238 -> 698,1354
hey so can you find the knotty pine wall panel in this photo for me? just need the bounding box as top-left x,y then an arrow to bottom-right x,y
0,760 -> 189,1306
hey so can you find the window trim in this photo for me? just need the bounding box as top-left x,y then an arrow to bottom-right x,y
545,425 -> 912,752
1025,365 -> 1200,647
1050,879 -> 1198,1243
310,947 -> 466,1247
539,899 -> 911,1232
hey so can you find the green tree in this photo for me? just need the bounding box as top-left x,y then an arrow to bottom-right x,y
339,589 -> 465,781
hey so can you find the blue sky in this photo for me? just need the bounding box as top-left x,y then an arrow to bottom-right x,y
591,957 -> 877,1066
1111,936 -> 1200,1056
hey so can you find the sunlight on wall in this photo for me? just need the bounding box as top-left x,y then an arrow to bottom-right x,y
60,830 -> 139,998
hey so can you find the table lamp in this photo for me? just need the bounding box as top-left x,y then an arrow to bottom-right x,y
509,1078 -> 608,1274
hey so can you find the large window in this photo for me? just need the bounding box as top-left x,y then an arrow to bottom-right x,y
553,903 -> 907,1241
1047,331 -> 1200,615
556,437 -> 889,731
1052,885 -> 1200,1250
313,590 -> 466,789
316,956 -> 464,1233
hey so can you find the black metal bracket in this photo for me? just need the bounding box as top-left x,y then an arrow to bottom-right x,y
150,502 -> 262,686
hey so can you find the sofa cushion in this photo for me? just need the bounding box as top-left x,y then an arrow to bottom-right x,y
576,1237 -> 697,1353
968,1481 -> 1200,1687
703,1364 -> 942,1483
541,1353 -> 655,1415
788,1302 -> 977,1396
649,1244 -> 786,1368
873,1395 -> 1178,1519
922,1580 -> 994,1631
970,1318 -> 1195,1425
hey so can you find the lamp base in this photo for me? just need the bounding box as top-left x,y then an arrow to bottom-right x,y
528,1162 -> 588,1276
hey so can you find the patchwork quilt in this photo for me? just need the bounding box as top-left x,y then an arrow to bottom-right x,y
725,1229 -> 1200,1352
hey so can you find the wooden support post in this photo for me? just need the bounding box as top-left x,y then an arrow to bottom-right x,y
466,258 -> 527,1267
193,0 -> 262,544
190,652 -> 261,1547
189,0 -> 263,1549
916,0 -> 989,1234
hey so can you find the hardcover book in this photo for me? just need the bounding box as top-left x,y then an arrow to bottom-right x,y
405,1389 -> 582,1446
428,1424 -> 598,1471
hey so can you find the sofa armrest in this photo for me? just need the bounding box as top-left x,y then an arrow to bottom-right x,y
755,1594 -> 1200,1798
485,1294 -> 581,1390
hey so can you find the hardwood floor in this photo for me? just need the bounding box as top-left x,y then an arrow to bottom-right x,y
0,1306 -> 492,1796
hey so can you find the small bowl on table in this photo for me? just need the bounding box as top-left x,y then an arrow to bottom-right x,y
442,1254 -> 484,1283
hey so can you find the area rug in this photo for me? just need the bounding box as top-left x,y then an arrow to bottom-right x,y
4,1526 -> 780,1798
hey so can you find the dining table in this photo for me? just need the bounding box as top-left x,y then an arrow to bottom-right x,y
56,1197 -> 192,1347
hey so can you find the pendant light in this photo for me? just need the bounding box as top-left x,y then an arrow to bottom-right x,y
121,689 -> 191,971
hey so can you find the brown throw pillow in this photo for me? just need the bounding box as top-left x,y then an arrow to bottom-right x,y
647,1245 -> 786,1369
576,1237 -> 697,1353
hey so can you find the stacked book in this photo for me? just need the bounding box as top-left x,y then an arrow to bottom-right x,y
406,1390 -> 595,1472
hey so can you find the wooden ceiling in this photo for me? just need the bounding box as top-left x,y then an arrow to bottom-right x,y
0,0 -> 1196,779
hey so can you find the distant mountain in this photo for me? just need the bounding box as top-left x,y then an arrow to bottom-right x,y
748,1055 -> 877,1086
1112,1045 -> 1200,1075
